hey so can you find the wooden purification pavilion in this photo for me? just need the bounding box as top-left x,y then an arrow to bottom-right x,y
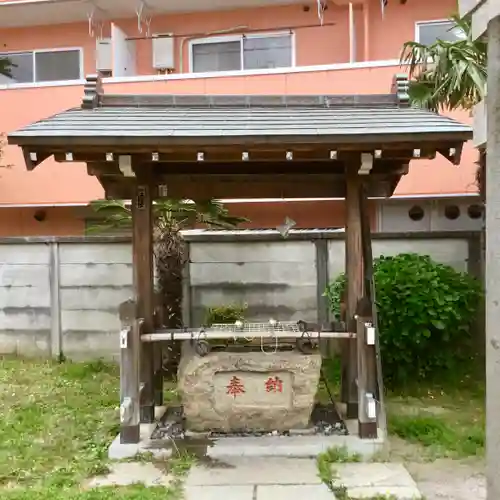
9,74 -> 471,443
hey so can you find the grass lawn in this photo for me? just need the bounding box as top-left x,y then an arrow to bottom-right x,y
321,358 -> 485,461
386,377 -> 485,460
0,355 -> 484,499
0,356 -> 184,500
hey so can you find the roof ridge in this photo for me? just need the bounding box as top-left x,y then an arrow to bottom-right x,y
79,74 -> 408,109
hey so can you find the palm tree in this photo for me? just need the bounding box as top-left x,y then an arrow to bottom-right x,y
401,16 -> 487,199
91,198 -> 248,374
401,16 -> 487,354
0,56 -> 11,77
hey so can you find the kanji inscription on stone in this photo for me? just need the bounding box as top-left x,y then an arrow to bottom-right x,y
214,371 -> 292,409
265,376 -> 283,393
226,375 -> 245,398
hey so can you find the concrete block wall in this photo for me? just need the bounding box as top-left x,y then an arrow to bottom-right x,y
189,240 -> 318,325
327,237 -> 470,281
0,239 -> 133,360
58,243 -> 132,360
0,243 -> 52,356
0,232 -> 478,360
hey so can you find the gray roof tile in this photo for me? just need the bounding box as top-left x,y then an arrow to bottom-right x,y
10,104 -> 471,140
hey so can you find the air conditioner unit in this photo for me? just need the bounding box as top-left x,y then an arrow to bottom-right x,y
96,38 -> 112,72
152,34 -> 174,70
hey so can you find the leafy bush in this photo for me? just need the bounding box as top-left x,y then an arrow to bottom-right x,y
324,253 -> 482,387
205,304 -> 247,326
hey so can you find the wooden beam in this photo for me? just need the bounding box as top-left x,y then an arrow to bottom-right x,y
156,174 -> 403,199
131,173 -> 156,423
10,131 -> 471,148
342,157 -> 364,419
54,147 -> 436,166
98,173 -> 404,200
88,158 -> 411,177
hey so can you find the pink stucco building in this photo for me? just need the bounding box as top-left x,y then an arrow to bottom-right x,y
0,0 -> 480,235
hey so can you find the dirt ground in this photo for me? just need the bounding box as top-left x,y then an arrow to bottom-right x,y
378,436 -> 486,500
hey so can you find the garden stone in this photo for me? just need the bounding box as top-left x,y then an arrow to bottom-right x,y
178,344 -> 321,432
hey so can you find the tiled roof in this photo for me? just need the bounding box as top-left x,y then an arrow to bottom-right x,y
8,75 -> 472,144
10,104 -> 472,140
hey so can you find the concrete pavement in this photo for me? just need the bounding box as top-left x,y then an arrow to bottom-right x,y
87,455 -> 423,499
184,457 -> 334,500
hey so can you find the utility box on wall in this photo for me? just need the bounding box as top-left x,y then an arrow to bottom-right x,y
96,38 -> 112,72
152,35 -> 175,70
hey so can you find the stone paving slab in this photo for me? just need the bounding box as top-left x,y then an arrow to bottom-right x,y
186,457 -> 322,486
257,484 -> 335,500
207,435 -> 383,459
184,485 -> 255,500
108,425 -> 172,460
333,463 -> 422,499
86,462 -> 172,488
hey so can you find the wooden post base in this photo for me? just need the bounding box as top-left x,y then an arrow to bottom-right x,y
346,402 -> 359,420
140,404 -> 155,423
359,421 -> 378,439
120,425 -> 140,444
154,371 -> 164,406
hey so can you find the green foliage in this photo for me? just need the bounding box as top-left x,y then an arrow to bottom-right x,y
0,357 -> 186,500
89,198 -> 248,235
401,16 -> 487,112
0,56 -> 11,78
205,304 -> 247,326
389,413 -> 484,457
319,446 -> 361,464
317,446 -> 361,498
324,253 -> 482,387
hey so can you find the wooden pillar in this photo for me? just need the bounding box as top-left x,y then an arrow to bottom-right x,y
356,314 -> 378,438
119,299 -> 140,444
315,239 -> 331,357
132,177 -> 155,423
341,158 -> 364,419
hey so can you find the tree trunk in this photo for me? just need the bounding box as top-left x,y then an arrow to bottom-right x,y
154,228 -> 186,379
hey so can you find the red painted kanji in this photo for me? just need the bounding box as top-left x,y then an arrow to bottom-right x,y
226,376 -> 245,398
265,376 -> 283,393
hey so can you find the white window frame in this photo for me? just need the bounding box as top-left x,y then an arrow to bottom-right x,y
0,46 -> 84,86
188,31 -> 296,74
415,19 -> 462,44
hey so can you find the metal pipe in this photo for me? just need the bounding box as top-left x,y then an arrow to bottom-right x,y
125,22 -> 336,41
140,331 -> 356,342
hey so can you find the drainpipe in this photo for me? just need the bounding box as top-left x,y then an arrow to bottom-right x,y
349,2 -> 355,63
363,0 -> 370,61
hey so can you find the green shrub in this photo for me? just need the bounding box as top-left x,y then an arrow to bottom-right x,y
324,253 -> 482,387
205,304 -> 247,326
